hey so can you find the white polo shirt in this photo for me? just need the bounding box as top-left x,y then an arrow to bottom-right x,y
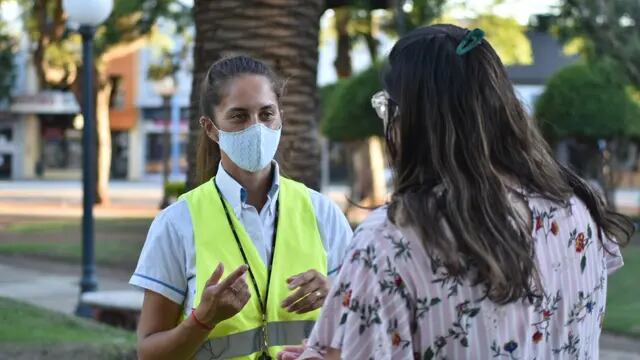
130,162 -> 353,316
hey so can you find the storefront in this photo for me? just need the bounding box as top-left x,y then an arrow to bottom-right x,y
140,106 -> 188,179
7,90 -> 81,180
0,112 -> 16,179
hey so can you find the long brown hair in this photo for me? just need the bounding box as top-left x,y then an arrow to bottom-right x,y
383,24 -> 633,304
196,55 -> 283,185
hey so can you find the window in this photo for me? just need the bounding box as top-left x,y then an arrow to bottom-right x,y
0,126 -> 12,143
109,75 -> 125,109
0,153 -> 11,179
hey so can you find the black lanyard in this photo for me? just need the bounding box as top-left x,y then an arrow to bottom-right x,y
214,182 -> 278,359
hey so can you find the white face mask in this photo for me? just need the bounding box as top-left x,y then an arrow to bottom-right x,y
216,123 -> 282,173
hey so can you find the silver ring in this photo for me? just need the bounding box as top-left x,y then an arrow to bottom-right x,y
315,290 -> 323,298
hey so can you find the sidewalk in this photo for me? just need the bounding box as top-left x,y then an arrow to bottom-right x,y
0,255 -> 638,358
0,180 -> 352,219
0,255 -> 135,315
0,179 -> 163,219
616,188 -> 640,216
0,180 -> 163,204
0,201 -> 160,218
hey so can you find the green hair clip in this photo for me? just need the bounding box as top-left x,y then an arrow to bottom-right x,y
456,28 -> 485,56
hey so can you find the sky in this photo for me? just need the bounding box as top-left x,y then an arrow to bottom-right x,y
0,1 -> 22,31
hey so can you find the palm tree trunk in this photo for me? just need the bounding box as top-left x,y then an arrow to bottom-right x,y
187,0 -> 324,190
364,12 -> 378,62
186,0 -> 213,190
334,7 -> 352,78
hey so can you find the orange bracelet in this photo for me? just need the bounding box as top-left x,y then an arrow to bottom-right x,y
190,309 -> 213,331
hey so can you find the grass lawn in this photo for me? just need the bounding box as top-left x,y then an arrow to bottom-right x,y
0,297 -> 135,359
604,246 -> 640,337
0,217 -> 152,270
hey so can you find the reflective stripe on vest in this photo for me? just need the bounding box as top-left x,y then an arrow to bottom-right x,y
181,176 -> 327,359
193,320 -> 315,360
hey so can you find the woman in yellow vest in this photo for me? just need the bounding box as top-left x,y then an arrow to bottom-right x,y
131,56 -> 353,360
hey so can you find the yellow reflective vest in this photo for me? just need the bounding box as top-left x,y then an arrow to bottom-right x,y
181,177 -> 327,359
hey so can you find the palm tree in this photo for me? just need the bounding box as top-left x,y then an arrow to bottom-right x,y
186,0 -> 324,190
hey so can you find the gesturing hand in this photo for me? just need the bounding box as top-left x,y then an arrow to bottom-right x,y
277,340 -> 307,360
194,263 -> 251,327
281,269 -> 329,314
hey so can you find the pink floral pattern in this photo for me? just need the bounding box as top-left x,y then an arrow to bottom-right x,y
300,194 -> 623,360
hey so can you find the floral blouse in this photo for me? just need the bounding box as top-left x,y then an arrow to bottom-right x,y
301,192 -> 623,360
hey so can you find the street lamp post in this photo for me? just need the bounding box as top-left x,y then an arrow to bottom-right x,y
63,0 -> 113,318
395,0 -> 407,36
170,92 -> 181,180
152,76 -> 177,209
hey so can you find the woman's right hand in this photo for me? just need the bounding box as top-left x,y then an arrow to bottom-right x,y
193,263 -> 251,328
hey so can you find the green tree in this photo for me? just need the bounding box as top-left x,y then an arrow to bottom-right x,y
322,3 -> 388,208
535,61 -> 640,204
327,0 -> 449,74
436,12 -> 532,66
536,63 -> 640,139
0,21 -> 16,105
20,0 -> 187,203
470,14 -> 532,65
556,0 -> 640,87
321,65 -> 387,208
321,3 -> 531,212
322,65 -> 383,141
405,0 -> 448,33
323,1 -> 448,209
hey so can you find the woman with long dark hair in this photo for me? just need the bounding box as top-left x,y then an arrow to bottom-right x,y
286,24 -> 633,359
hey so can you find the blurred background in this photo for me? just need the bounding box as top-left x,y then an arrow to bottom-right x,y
0,0 -> 638,358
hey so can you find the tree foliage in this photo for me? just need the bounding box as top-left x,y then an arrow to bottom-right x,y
15,0 -> 189,203
146,36 -> 191,83
535,61 -> 640,140
326,0 -> 447,37
0,21 -> 16,104
321,65 -> 384,141
20,0 -> 189,89
556,0 -> 640,87
406,0 -> 448,31
320,9 -> 533,141
435,12 -> 532,66
94,0 -> 189,57
147,51 -> 179,81
470,14 -> 532,65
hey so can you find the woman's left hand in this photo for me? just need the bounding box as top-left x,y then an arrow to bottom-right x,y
281,269 -> 329,313
277,344 -> 306,360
